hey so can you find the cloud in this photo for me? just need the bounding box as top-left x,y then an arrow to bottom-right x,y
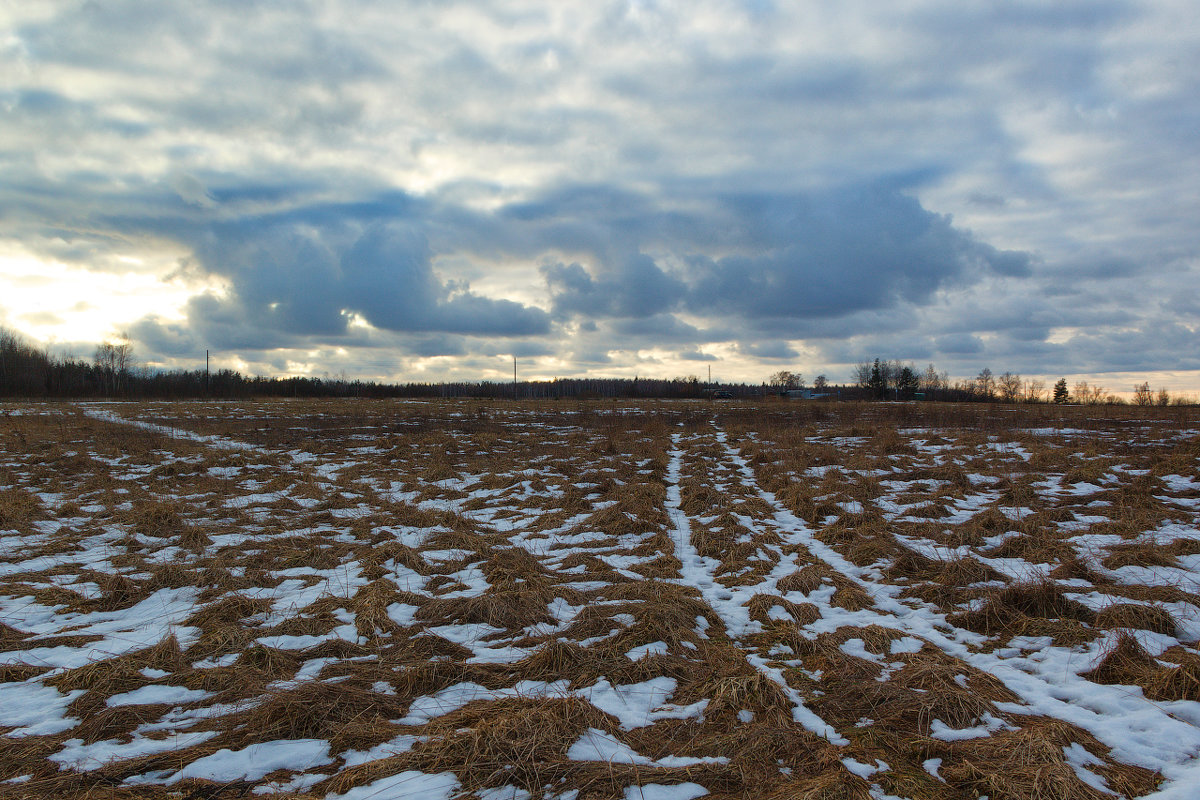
169,173 -> 216,209
608,314 -> 711,342
533,183 -> 1030,325
129,316 -> 198,358
934,333 -> 985,356
3,1 -> 1199,387
122,201 -> 554,347
684,186 -> 1031,319
19,311 -> 63,326
737,341 -> 800,360
543,255 -> 685,319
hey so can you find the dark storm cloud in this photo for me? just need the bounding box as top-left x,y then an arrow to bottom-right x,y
177,212 -> 550,343
608,315 -> 711,343
128,317 -> 198,358
686,187 -> 1030,319
534,183 -> 1030,323
542,256 -> 685,319
934,333 -> 985,356
56,172 -> 1026,360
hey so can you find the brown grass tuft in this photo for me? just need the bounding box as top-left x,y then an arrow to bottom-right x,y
1102,541 -> 1184,570
1083,632 -> 1158,687
0,621 -> 28,644
885,547 -> 937,580
122,498 -> 186,537
409,697 -> 616,793
942,718 -> 1115,800
768,768 -> 873,800
777,566 -> 824,595
1094,602 -> 1177,636
0,487 -> 44,528
515,640 -> 601,686
226,678 -> 408,752
184,594 -> 272,631
0,664 -> 49,683
1143,651 -> 1200,702
702,670 -> 795,723
747,593 -> 821,628
951,579 -> 1095,636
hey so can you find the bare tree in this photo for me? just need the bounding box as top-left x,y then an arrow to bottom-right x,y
1132,382 -> 1153,406
976,368 -> 995,399
852,361 -> 872,388
919,363 -> 945,393
93,333 -> 134,396
998,371 -> 1022,403
1023,378 -> 1045,403
1073,380 -> 1107,405
1156,387 -> 1170,406
769,371 -> 803,390
884,359 -> 904,391
813,375 -> 828,390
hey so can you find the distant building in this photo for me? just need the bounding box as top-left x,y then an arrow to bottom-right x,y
782,389 -> 832,400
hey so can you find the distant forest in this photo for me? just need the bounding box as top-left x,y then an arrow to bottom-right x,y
0,327 -> 760,400
0,327 -> 1190,405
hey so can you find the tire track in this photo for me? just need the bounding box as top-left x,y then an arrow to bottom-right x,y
715,426 -> 1200,792
666,430 -> 848,745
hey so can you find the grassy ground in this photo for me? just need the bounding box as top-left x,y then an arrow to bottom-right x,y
0,398 -> 1197,799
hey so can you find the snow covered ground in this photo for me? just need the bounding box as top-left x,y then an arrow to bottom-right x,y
0,399 -> 1198,799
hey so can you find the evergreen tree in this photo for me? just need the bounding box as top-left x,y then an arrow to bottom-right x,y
1052,378 -> 1069,404
868,358 -> 886,399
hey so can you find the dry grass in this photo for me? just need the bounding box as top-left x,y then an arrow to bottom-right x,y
1094,602 -> 1177,635
0,486 -> 44,529
941,717 -> 1158,800
1,399 -> 1195,799
951,579 -> 1097,637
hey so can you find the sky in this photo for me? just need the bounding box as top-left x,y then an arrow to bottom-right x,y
2,0 -> 1198,392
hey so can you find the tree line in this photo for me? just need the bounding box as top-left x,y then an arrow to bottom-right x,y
0,327 -> 1192,404
0,327 -> 769,401
848,357 -> 1193,405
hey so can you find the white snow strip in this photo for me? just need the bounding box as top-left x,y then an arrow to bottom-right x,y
106,685 -> 211,707
164,739 -> 333,784
719,427 -> 1200,793
666,432 -> 848,746
625,641 -> 669,661
0,681 -> 82,736
622,783 -> 709,800
326,770 -> 460,800
52,732 -> 218,771
82,407 -> 260,453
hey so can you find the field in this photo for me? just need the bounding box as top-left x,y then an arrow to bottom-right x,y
2,399 -> 1200,800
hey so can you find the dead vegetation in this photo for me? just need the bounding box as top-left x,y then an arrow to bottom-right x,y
0,399 -> 1196,799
